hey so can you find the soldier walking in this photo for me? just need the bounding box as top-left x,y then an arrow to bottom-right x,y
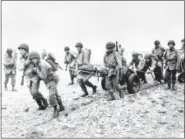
18,44 -> 48,110
103,42 -> 123,101
164,40 -> 181,90
64,46 -> 76,85
28,51 -> 65,118
75,42 -> 97,97
3,48 -> 17,91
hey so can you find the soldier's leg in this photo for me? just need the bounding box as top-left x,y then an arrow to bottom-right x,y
68,70 -> 74,85
113,74 -> 125,98
4,74 -> 10,90
77,79 -> 88,97
11,73 -> 17,91
84,80 -> 97,94
55,89 -> 65,112
154,66 -> 163,84
137,71 -> 147,83
165,69 -> 171,90
30,81 -> 48,110
171,69 -> 177,91
48,84 -> 60,118
106,76 -> 115,101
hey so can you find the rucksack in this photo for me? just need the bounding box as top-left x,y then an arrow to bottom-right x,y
83,49 -> 91,65
45,53 -> 59,71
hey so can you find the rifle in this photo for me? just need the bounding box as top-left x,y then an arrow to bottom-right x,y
116,41 -> 118,52
58,65 -> 63,70
21,75 -> 25,86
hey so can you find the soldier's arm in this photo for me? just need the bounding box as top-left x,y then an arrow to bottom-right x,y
64,55 -> 68,64
176,50 -> 181,70
137,59 -> 145,71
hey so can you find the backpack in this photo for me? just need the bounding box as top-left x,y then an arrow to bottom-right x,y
83,49 -> 91,65
45,53 -> 60,71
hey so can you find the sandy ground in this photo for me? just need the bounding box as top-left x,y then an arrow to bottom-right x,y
1,70 -> 184,138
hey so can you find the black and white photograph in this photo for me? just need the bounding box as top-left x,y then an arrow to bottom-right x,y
1,1 -> 184,138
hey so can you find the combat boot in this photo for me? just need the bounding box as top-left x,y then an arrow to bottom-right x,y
85,81 -> 97,94
12,85 -> 17,91
171,81 -> 176,91
35,98 -> 45,110
81,90 -> 89,97
78,79 -> 89,97
92,85 -> 97,94
53,105 -> 59,118
107,91 -> 115,101
68,82 -> 74,85
58,100 -> 65,112
41,97 -> 48,109
165,83 -> 171,90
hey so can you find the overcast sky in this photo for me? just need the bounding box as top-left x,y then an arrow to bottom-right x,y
2,1 -> 184,64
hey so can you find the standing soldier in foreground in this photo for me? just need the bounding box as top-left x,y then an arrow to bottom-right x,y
104,42 -> 123,101
75,42 -> 97,97
18,44 -> 48,110
64,46 -> 76,85
164,40 -> 181,90
3,48 -> 17,91
28,51 -> 65,118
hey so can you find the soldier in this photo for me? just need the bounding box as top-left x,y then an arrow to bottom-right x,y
128,52 -> 147,83
144,54 -> 163,84
28,51 -> 65,118
104,42 -> 123,101
3,48 -> 17,91
164,40 -> 181,90
18,44 -> 48,110
64,46 -> 76,85
152,40 -> 165,78
75,42 -> 97,97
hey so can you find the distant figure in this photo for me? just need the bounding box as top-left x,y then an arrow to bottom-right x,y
3,48 -> 17,91
41,49 -> 47,60
64,46 -> 76,85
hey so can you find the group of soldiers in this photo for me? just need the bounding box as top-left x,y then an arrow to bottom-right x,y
3,38 -> 184,118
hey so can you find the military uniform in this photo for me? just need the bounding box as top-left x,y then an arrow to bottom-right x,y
29,51 -> 64,118
103,42 -> 123,100
18,44 -> 48,110
128,53 -> 147,83
75,42 -> 97,97
164,40 -> 181,90
64,47 -> 76,84
3,49 -> 17,91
